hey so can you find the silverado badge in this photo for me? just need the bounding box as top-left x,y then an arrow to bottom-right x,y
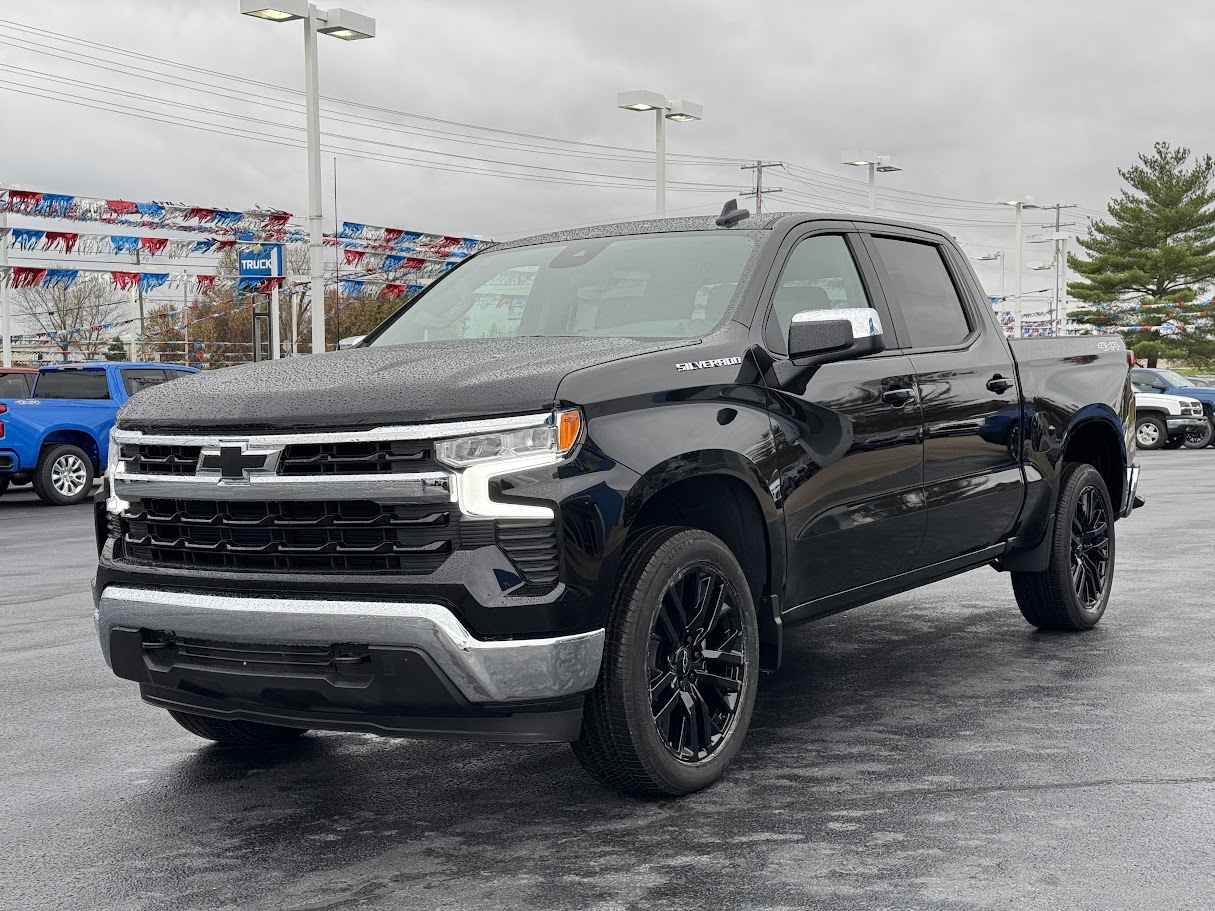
675,356 -> 743,372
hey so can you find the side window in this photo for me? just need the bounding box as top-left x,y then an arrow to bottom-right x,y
1130,370 -> 1161,391
768,235 -> 871,350
872,237 -> 971,349
120,369 -> 169,396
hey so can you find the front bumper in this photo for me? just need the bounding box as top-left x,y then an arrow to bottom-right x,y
1166,416 -> 1205,432
96,585 -> 604,704
96,585 -> 604,742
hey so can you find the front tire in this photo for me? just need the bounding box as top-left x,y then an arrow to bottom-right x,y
1184,417 -> 1214,449
572,526 -> 760,796
1011,463 -> 1115,631
1134,415 -> 1166,450
168,710 -> 309,746
32,444 -> 94,505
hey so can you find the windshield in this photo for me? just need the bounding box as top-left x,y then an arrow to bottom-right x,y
1156,369 -> 1195,387
368,232 -> 758,346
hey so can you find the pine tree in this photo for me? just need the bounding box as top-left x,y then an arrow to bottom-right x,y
1069,142 -> 1215,365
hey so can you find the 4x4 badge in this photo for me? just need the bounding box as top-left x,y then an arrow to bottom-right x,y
675,356 -> 743,372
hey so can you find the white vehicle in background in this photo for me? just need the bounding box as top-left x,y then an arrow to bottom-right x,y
1133,391 -> 1209,450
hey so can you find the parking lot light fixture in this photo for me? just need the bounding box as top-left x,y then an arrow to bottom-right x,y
240,0 -> 308,20
617,90 -> 703,218
240,0 -> 376,355
841,150 -> 901,215
974,251 -> 1006,298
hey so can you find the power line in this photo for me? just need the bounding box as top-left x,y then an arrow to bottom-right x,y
0,82 -> 738,195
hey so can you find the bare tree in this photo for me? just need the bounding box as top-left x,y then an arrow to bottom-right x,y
15,271 -> 128,361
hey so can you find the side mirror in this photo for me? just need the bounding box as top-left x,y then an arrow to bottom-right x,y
337,335 -> 366,350
788,307 -> 885,366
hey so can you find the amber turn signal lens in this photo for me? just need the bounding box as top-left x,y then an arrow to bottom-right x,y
557,409 -> 582,453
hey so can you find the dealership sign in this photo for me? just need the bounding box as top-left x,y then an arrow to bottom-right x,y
238,244 -> 282,277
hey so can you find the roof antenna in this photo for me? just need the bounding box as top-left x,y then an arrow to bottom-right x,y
715,198 -> 750,227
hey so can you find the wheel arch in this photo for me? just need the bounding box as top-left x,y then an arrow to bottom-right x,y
40,428 -> 104,470
626,451 -> 784,669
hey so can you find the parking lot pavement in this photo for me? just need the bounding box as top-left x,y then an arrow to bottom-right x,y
3,451 -> 1214,911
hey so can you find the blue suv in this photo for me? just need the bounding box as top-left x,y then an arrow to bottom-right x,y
1130,367 -> 1215,447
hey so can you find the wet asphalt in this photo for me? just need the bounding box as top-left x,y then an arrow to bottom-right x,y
1,450 -> 1213,911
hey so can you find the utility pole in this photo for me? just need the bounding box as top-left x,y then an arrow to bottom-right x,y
1,204 -> 10,368
1027,203 -> 1077,335
740,161 -> 783,214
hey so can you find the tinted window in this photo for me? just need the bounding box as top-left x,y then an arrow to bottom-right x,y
369,233 -> 758,345
0,373 -> 32,397
1130,370 -> 1163,391
873,237 -> 970,348
32,371 -> 111,400
769,235 -> 871,349
121,368 -> 169,396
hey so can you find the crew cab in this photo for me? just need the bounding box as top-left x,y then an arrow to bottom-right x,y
1132,390 -> 1207,450
0,362 -> 197,504
93,209 -> 1138,795
1130,367 -> 1215,448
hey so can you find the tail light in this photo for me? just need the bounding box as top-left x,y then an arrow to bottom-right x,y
1126,350 -> 1135,369
0,403 -> 5,439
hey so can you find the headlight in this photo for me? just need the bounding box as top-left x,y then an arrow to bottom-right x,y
436,409 -> 582,468
437,409 -> 583,520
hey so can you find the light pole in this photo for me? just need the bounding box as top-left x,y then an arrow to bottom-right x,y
975,251 -> 1006,300
240,1 -> 375,356
617,91 -> 703,218
841,151 -> 901,215
998,196 -> 1041,338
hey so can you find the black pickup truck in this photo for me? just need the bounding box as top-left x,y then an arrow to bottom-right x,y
93,208 -> 1139,795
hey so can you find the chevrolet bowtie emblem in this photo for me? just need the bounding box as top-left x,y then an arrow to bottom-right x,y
197,444 -> 278,481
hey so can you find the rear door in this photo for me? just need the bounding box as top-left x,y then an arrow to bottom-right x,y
861,230 -> 1023,566
758,226 -> 926,612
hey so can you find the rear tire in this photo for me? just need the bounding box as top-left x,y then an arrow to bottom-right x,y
32,444 -> 94,505
0,477 -> 8,498
1184,417 -> 1214,449
168,710 -> 309,746
572,526 -> 759,796
1011,463 -> 1115,631
1134,415 -> 1166,450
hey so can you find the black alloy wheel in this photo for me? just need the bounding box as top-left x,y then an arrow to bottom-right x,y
1070,484 -> 1111,612
647,565 -> 747,763
1184,417 -> 1214,449
1011,462 -> 1115,631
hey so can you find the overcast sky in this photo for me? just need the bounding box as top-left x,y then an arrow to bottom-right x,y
1,0 -> 1211,311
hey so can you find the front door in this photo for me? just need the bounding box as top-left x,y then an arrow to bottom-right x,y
861,231 -> 1024,565
758,230 -> 926,613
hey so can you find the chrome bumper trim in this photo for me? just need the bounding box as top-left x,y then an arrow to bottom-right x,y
110,470 -> 452,502
96,586 -> 604,703
110,414 -> 549,450
1122,463 -> 1141,518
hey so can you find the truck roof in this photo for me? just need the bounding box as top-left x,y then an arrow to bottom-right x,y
495,210 -> 957,250
37,362 -> 192,371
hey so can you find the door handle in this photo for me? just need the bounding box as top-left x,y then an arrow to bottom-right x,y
986,375 -> 1014,394
882,387 -> 916,407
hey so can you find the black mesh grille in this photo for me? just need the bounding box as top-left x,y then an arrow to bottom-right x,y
142,632 -> 372,680
121,498 -> 458,573
496,520 -> 560,588
278,440 -> 437,475
120,443 -> 202,476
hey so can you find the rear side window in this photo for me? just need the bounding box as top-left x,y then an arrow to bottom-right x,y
0,373 -> 32,397
32,371 -> 111,400
872,237 -> 971,348
120,368 -> 169,396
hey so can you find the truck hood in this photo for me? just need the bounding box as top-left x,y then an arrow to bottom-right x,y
117,335 -> 697,431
